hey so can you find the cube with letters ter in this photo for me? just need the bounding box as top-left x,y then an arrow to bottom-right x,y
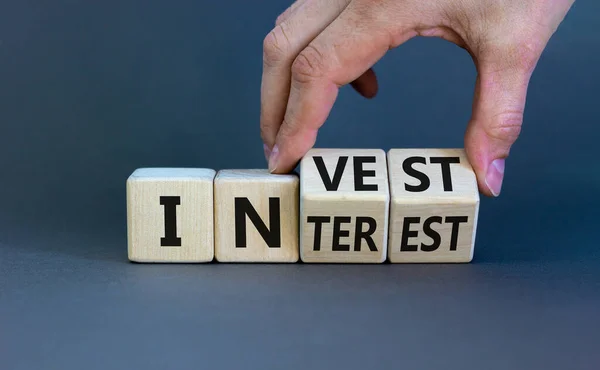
300,148 -> 390,263
214,169 -> 299,263
387,149 -> 479,263
126,168 -> 216,263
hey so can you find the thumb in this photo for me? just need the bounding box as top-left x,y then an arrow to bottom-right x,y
464,54 -> 537,197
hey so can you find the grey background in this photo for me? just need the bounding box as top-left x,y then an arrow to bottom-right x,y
0,1 -> 598,369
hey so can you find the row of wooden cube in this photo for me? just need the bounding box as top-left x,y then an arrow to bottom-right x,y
127,148 -> 479,263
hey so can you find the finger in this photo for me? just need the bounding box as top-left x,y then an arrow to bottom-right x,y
350,68 -> 378,98
269,0 -> 417,173
261,0 -> 352,156
464,52 -> 539,197
275,0 -> 307,26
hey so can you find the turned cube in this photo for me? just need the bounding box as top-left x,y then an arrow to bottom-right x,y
387,149 -> 479,263
214,169 -> 299,263
299,148 -> 390,263
126,168 -> 215,263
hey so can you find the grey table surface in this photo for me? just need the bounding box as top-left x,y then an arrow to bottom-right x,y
1,1 -> 599,369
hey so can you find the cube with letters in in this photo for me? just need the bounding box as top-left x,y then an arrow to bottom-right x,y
126,168 -> 215,263
387,149 -> 479,263
214,169 -> 299,263
300,149 -> 390,263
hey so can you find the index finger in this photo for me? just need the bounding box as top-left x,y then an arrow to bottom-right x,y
260,0 -> 351,160
268,1 -> 402,173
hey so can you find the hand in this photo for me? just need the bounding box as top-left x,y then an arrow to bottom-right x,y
260,0 -> 575,197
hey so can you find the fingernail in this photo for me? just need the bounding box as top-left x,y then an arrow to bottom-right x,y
485,158 -> 505,197
268,145 -> 279,173
263,143 -> 271,162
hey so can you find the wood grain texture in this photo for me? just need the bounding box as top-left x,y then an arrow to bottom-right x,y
126,168 -> 215,263
387,149 -> 479,263
300,148 -> 389,263
214,169 -> 299,263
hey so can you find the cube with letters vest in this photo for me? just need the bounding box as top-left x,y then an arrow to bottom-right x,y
387,149 -> 479,263
299,148 -> 390,263
214,169 -> 299,263
126,168 -> 216,263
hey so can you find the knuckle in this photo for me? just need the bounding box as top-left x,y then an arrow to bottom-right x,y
351,0 -> 388,25
486,111 -> 523,143
275,13 -> 286,26
263,26 -> 292,67
494,41 -> 541,74
510,41 -> 541,73
291,45 -> 326,84
275,5 -> 292,26
276,0 -> 301,25
483,38 -> 543,75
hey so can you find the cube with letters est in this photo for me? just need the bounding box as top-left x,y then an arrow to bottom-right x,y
387,149 -> 479,263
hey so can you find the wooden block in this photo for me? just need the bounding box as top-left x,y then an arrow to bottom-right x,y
387,149 -> 479,263
126,168 -> 215,263
299,148 -> 390,263
214,169 -> 299,263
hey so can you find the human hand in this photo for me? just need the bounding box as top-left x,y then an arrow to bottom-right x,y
260,0 -> 575,197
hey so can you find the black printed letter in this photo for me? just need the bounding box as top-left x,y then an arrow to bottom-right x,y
235,197 -> 281,248
353,156 -> 378,191
400,217 -> 420,251
430,157 -> 460,191
307,216 -> 331,251
403,157 -> 430,192
445,216 -> 468,251
421,216 -> 442,252
160,196 -> 181,247
313,156 -> 348,191
354,216 -> 378,251
332,216 -> 351,251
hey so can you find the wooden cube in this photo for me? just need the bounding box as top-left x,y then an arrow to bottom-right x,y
214,169 -> 299,263
387,149 -> 479,263
126,168 -> 215,263
299,148 -> 390,263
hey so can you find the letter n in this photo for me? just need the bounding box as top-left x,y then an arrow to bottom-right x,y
234,197 -> 281,248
